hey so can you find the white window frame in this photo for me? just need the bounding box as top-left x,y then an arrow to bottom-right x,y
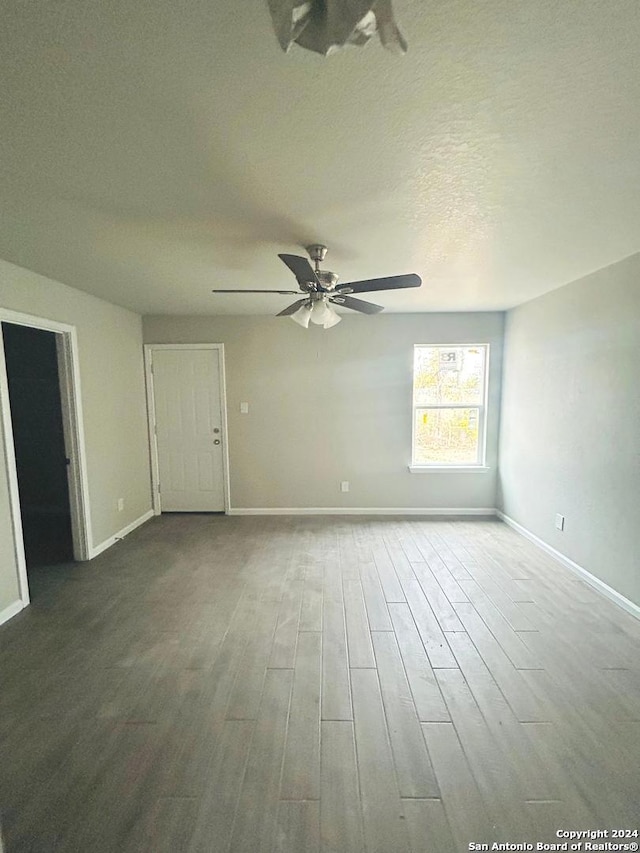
410,343 -> 490,473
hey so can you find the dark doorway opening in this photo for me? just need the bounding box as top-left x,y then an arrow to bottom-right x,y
2,322 -> 74,570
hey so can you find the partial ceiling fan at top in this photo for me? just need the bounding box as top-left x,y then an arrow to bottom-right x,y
212,244 -> 422,329
267,0 -> 408,55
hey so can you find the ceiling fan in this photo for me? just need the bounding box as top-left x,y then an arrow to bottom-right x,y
212,244 -> 422,328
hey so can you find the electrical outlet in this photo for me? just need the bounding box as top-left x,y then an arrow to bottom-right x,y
117,498 -> 124,512
340,481 -> 350,493
555,513 -> 565,531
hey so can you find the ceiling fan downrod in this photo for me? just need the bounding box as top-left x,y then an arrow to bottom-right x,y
305,245 -> 340,291
306,243 -> 328,272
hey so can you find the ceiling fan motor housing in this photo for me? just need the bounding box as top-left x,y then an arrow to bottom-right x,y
315,270 -> 339,290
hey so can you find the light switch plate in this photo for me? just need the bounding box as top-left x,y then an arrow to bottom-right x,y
240,402 -> 249,414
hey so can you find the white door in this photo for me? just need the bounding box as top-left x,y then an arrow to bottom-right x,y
151,347 -> 226,511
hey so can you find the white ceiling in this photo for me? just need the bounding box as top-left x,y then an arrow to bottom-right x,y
1,0 -> 639,315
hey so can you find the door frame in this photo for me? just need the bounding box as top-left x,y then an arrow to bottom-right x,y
143,343 -> 231,515
0,309 -> 93,607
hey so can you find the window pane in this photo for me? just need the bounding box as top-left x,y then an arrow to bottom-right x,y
413,346 -> 486,406
414,408 -> 480,465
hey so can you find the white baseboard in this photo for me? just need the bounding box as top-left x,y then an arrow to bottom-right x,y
89,509 -> 154,559
0,598 -> 26,628
497,510 -> 640,621
228,507 -> 497,516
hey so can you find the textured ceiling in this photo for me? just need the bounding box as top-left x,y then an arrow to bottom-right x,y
1,0 -> 639,315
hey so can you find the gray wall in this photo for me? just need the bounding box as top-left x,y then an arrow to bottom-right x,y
499,252 -> 640,606
143,313 -> 504,510
0,259 -> 153,616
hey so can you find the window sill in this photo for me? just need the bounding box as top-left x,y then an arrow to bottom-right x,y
408,465 -> 490,474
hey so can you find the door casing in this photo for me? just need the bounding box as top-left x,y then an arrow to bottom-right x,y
0,309 -> 93,608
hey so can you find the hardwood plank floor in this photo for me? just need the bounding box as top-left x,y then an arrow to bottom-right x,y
0,514 -> 639,852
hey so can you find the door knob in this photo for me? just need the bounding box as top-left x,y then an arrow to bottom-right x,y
213,439 -> 221,445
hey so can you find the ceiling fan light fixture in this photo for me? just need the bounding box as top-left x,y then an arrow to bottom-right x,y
290,303 -> 312,327
309,298 -> 333,325
322,304 -> 342,328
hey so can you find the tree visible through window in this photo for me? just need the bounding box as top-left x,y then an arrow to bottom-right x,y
412,345 -> 489,466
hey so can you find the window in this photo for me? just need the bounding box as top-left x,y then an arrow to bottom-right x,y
411,344 -> 489,469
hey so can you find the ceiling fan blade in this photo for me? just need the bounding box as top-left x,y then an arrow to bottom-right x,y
330,295 -> 384,314
335,273 -> 421,294
212,289 -> 301,294
276,298 -> 309,316
278,254 -> 320,288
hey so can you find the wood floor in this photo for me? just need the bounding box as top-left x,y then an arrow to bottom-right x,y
0,515 -> 639,852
